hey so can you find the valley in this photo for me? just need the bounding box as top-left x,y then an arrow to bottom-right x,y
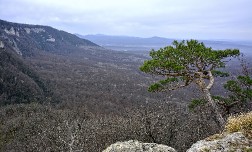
0,19 -> 251,151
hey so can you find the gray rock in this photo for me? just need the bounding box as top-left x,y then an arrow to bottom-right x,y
186,132 -> 252,152
103,140 -> 176,152
0,41 -> 4,48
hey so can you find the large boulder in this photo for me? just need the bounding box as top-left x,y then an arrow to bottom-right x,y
186,132 -> 252,152
103,140 -> 176,152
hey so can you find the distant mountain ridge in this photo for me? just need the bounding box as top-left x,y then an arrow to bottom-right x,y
77,34 -> 252,55
77,34 -> 173,46
76,34 -> 173,51
0,19 -> 99,57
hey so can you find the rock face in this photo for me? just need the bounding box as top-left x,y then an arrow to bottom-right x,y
187,132 -> 252,152
102,140 -> 176,152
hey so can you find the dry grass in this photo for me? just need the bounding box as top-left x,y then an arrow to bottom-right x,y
205,133 -> 224,141
225,112 -> 252,139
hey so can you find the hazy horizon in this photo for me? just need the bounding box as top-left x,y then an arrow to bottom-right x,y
1,0 -> 252,41
80,33 -> 252,42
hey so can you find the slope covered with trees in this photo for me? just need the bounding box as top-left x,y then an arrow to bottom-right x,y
0,46 -> 51,105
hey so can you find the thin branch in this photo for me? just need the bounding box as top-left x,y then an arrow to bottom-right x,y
159,81 -> 191,92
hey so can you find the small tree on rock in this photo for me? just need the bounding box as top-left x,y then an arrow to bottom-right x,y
140,40 -> 240,128
213,56 -> 252,115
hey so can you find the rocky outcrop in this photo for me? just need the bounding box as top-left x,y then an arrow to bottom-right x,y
187,132 -> 252,152
103,131 -> 251,152
102,140 -> 176,152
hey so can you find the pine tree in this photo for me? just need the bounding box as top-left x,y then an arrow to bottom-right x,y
140,40 -> 240,127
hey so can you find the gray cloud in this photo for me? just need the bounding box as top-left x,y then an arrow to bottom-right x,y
0,0 -> 251,40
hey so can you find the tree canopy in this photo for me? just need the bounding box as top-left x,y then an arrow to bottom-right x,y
140,40 -> 239,92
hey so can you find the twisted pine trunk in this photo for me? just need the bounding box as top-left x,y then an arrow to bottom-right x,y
203,89 -> 225,128
199,71 -> 225,128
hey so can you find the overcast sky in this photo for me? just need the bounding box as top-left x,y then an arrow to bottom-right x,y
0,0 -> 251,40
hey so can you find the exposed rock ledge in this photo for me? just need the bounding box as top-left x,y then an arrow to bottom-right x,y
103,132 -> 251,152
187,132 -> 251,152
102,140 -> 176,152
